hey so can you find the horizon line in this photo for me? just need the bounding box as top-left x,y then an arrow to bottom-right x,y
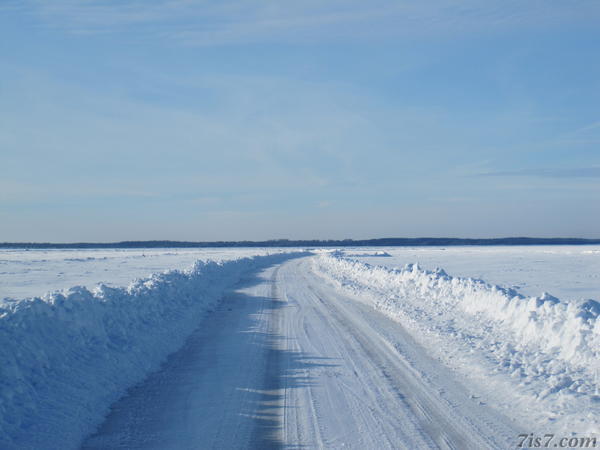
1,237 -> 600,249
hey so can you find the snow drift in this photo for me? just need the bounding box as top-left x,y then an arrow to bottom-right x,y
341,250 -> 392,257
314,254 -> 599,370
313,253 -> 600,432
0,252 -> 304,450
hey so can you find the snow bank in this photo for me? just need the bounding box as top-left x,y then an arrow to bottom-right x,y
342,250 -> 392,257
313,253 -> 600,432
0,252 -> 303,450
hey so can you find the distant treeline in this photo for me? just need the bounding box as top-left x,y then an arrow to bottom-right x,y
1,237 -> 600,249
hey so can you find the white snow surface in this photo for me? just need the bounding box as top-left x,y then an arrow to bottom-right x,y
0,248 -> 294,300
83,256 -> 521,449
0,251 -> 305,450
1,246 -> 599,448
338,245 -> 600,302
313,251 -> 600,435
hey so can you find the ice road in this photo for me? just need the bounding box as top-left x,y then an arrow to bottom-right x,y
83,255 -> 519,449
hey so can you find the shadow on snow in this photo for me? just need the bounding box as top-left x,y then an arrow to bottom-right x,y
83,255 -> 336,450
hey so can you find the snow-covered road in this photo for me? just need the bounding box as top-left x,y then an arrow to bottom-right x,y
83,256 -> 519,449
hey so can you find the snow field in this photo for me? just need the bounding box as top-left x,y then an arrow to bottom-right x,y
0,247 -> 293,300
313,252 -> 600,435
0,252 -> 304,450
342,245 -> 600,302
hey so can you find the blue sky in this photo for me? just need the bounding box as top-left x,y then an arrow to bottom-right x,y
1,1 -> 599,242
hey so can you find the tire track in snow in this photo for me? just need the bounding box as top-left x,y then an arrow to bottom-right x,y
81,256 -> 519,449
279,257 -> 519,449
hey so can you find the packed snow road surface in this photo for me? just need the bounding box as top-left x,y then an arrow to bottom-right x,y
83,256 -> 518,449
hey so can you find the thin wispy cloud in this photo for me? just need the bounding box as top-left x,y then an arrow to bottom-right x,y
13,0 -> 600,44
573,121 -> 600,134
2,0 -> 600,240
480,167 -> 600,179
